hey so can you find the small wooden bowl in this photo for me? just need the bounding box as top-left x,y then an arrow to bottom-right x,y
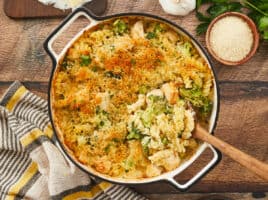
205,12 -> 259,66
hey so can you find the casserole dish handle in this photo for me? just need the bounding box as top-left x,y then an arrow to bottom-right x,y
44,8 -> 98,64
166,144 -> 221,191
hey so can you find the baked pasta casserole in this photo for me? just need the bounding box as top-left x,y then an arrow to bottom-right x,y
51,17 -> 214,179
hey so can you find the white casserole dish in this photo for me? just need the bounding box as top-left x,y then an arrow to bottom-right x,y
44,7 -> 221,191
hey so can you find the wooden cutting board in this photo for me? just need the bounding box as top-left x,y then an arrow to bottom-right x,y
3,0 -> 108,18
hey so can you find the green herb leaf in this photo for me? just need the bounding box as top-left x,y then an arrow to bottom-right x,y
196,11 -> 211,22
197,0 -> 216,9
227,2 -> 243,12
146,32 -> 156,39
80,55 -> 91,66
244,0 -> 268,17
161,137 -> 169,145
61,56 -> 68,70
196,22 -> 210,35
211,0 -> 229,3
104,144 -> 111,153
259,16 -> 268,31
196,0 -> 203,9
91,66 -> 101,72
248,12 -> 262,23
207,3 -> 229,17
263,30 -> 268,39
99,121 -> 105,127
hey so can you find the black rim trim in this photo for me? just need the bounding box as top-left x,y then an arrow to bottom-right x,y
44,6 -> 222,192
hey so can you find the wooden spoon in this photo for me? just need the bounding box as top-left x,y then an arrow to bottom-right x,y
193,124 -> 268,181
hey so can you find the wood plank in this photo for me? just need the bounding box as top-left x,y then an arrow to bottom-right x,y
0,0 -> 268,81
0,81 -> 267,193
0,0 -> 267,82
3,0 -> 108,18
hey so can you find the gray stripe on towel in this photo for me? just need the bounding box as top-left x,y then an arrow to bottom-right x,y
24,135 -> 52,152
14,170 -> 42,200
0,81 -> 22,107
51,182 -> 96,200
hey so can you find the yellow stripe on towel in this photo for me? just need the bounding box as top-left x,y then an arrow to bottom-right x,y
6,86 -> 27,112
44,124 -> 53,138
63,182 -> 112,200
5,162 -> 38,200
98,181 -> 112,191
20,124 -> 53,147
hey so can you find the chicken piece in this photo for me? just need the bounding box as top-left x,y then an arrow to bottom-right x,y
161,82 -> 179,104
182,109 -> 195,139
164,31 -> 178,43
128,140 -> 147,167
149,149 -> 180,171
175,138 -> 186,153
146,164 -> 162,177
149,138 -> 164,150
124,169 -> 144,179
131,21 -> 145,39
114,35 -> 134,51
127,94 -> 145,113
94,156 -> 112,174
150,124 -> 161,138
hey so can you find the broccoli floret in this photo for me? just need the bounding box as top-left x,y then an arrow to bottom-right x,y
141,107 -> 155,127
146,32 -> 156,39
178,41 -> 193,57
148,95 -> 164,103
180,84 -> 212,117
146,23 -> 164,39
154,23 -> 164,33
126,122 -> 142,140
113,19 -> 128,35
141,95 -> 173,126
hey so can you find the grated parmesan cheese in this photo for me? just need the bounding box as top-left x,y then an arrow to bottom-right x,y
209,16 -> 253,62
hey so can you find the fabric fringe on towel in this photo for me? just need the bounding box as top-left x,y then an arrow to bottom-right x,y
0,81 -> 147,200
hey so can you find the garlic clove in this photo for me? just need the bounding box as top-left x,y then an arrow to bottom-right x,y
159,0 -> 196,16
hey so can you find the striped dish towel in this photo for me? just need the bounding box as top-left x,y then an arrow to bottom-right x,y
0,81 -> 147,200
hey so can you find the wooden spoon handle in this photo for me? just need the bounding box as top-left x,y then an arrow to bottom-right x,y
195,124 -> 268,181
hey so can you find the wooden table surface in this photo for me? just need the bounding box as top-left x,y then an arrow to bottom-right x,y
0,0 -> 267,199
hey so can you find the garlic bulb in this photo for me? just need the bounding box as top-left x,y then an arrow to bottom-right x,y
159,0 -> 196,16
